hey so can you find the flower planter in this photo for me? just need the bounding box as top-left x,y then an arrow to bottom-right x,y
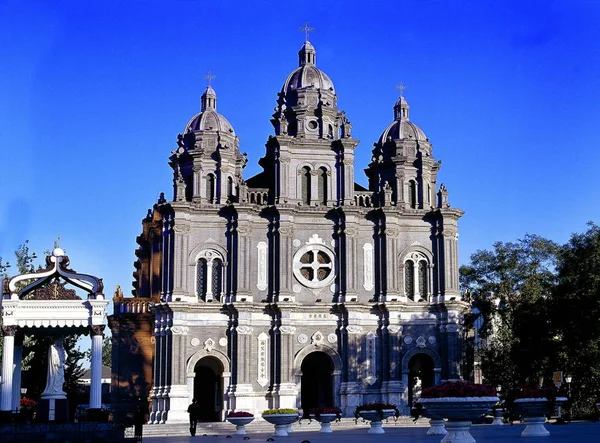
427,419 -> 447,435
226,416 -> 254,435
262,413 -> 299,437
311,413 -> 338,433
418,397 -> 499,443
512,397 -> 567,437
492,408 -> 504,426
358,409 -> 396,434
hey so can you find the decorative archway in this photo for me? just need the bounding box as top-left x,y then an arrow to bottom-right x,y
293,344 -> 342,413
400,347 -> 442,415
185,349 -> 231,422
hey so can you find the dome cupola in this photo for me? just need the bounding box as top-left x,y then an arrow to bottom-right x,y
378,95 -> 427,144
184,86 -> 236,136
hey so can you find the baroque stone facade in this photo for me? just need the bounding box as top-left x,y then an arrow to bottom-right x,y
110,39 -> 468,424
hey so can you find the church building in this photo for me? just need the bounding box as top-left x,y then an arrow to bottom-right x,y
109,36 -> 468,424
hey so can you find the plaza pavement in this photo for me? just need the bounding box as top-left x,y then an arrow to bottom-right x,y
140,421 -> 600,443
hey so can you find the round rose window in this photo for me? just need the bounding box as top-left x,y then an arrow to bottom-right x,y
293,244 -> 336,289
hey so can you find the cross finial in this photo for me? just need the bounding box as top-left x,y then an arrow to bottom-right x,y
396,82 -> 406,97
54,234 -> 61,249
204,71 -> 216,86
299,22 -> 315,42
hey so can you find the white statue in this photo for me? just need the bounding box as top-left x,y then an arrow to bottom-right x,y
41,338 -> 66,397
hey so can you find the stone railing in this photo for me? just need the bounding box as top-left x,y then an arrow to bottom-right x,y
354,192 -> 375,207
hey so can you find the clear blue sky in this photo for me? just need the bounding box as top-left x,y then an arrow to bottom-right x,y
1,0 -> 599,301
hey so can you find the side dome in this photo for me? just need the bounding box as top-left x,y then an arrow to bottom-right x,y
184,86 -> 236,135
282,42 -> 335,94
378,96 -> 427,143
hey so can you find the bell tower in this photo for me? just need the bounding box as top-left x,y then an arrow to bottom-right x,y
253,27 -> 359,206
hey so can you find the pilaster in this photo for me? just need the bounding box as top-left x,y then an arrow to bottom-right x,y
1,326 -> 17,415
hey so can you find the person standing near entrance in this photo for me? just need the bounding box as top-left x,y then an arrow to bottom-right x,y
188,398 -> 201,436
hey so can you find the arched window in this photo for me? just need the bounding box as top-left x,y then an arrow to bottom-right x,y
301,167 -> 311,205
227,176 -> 234,200
212,259 -> 223,301
196,251 -> 224,302
207,174 -> 215,203
405,260 -> 414,300
408,180 -> 417,209
403,251 -> 430,301
318,167 -> 327,205
418,260 -> 427,299
196,259 -> 208,300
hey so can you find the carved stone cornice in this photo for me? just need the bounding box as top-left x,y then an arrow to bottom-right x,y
90,325 -> 105,336
2,325 -> 18,336
237,326 -> 254,335
279,325 -> 296,335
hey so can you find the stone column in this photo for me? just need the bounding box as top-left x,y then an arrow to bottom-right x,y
309,169 -> 318,206
167,325 -> 189,423
341,324 -> 363,415
1,326 -> 17,414
11,333 -> 23,412
344,226 -> 358,299
442,230 -> 460,299
192,166 -> 202,203
90,325 -> 104,409
446,323 -> 461,380
277,325 -> 297,408
278,225 -> 294,300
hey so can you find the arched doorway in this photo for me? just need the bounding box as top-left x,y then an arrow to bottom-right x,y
300,351 -> 334,417
194,356 -> 223,422
407,353 -> 434,408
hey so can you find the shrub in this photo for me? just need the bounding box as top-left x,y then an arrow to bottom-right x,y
262,408 -> 298,415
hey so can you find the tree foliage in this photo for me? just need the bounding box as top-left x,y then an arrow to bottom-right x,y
461,234 -> 559,392
551,222 -> 600,416
463,225 -> 600,418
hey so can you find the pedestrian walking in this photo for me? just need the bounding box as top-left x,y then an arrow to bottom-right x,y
188,398 -> 201,436
134,403 -> 145,442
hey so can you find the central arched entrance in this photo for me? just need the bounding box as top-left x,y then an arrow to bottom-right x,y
194,356 -> 223,422
407,353 -> 434,408
300,351 -> 334,417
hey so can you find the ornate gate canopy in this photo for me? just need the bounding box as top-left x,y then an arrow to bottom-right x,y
0,247 -> 109,417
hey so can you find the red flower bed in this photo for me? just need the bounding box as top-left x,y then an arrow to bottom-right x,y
420,380 -> 496,398
355,402 -> 396,412
513,385 -> 559,399
227,411 -> 254,418
20,397 -> 37,409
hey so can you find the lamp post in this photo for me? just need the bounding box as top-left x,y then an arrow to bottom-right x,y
492,385 -> 504,425
565,375 -> 572,396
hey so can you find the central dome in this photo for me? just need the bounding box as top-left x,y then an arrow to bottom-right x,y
281,42 -> 335,94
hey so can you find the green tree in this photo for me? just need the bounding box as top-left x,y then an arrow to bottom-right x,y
85,335 -> 112,367
551,222 -> 600,417
460,234 -> 559,392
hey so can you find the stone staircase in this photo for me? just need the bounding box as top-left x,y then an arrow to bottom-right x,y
129,417 -> 429,437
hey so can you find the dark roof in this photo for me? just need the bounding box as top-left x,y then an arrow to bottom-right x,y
80,365 -> 111,380
354,182 -> 369,192
245,172 -> 272,189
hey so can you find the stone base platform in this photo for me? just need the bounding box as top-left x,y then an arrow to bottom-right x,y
0,422 -> 129,443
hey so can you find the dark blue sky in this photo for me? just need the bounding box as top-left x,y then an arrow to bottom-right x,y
1,0 -> 599,298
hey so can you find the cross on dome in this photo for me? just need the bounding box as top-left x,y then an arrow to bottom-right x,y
396,82 -> 407,97
204,71 -> 216,86
299,22 -> 315,42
